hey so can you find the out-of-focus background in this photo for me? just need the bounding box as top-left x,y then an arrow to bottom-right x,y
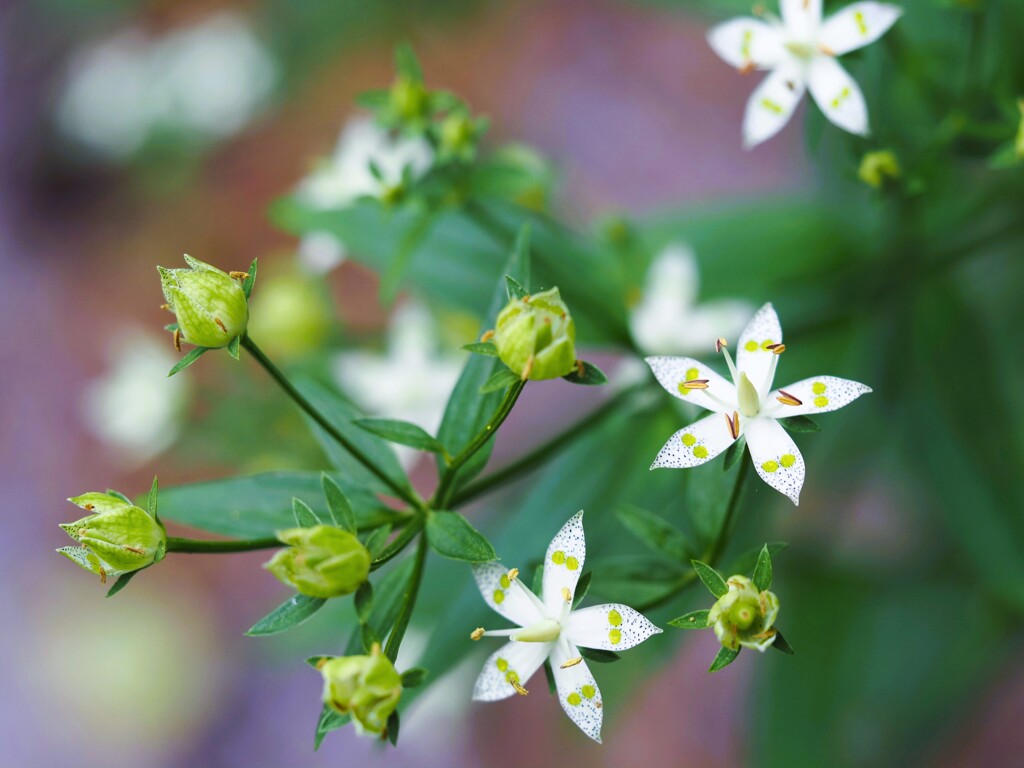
3,0 -> 1023,766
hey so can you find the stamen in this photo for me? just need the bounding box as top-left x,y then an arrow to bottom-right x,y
818,43 -> 836,57
521,355 -> 535,380
739,61 -> 756,75
701,388 -> 737,412
160,303 -> 171,311
511,680 -> 529,696
507,568 -> 520,581
716,337 -> 728,353
766,342 -> 786,355
682,378 -> 709,390
507,568 -> 549,615
99,567 -> 107,584
470,627 -> 485,641
560,657 -> 584,669
776,389 -> 802,407
724,411 -> 740,440
229,271 -> 250,280
719,343 -> 740,383
760,349 -> 781,397
173,328 -> 182,352
575,359 -> 585,377
214,317 -> 227,332
561,587 -> 572,603
480,329 -> 495,343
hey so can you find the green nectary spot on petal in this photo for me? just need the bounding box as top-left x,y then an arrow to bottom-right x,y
496,658 -> 509,672
506,670 -> 519,684
551,550 -> 566,565
693,446 -> 709,459
744,340 -> 759,352
608,609 -> 622,627
685,367 -> 699,380
682,433 -> 697,447
609,629 -> 622,645
762,460 -> 779,473
566,556 -> 579,571
780,453 -> 796,468
812,381 -> 827,395
567,692 -> 582,706
677,382 -> 692,397
499,574 -> 511,588
581,685 -> 596,699
493,589 -> 505,604
814,395 -> 829,408
760,339 -> 774,351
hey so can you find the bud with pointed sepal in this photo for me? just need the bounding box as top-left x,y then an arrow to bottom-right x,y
492,287 -> 577,381
264,525 -> 371,599
158,255 -> 249,349
318,645 -> 402,736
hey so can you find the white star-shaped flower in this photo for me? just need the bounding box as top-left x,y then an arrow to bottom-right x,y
629,243 -> 753,356
470,512 -> 661,743
646,302 -> 871,505
708,0 -> 903,148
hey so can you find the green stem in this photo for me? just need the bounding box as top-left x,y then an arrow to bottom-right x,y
384,531 -> 429,663
166,536 -> 280,554
371,516 -> 425,572
452,382 -> 649,506
433,380 -> 526,508
241,334 -> 426,512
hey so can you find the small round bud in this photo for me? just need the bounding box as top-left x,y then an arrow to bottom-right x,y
439,112 -> 477,161
707,575 -> 780,652
858,150 -> 901,189
264,525 -> 371,599
158,255 -> 248,348
58,492 -> 166,581
492,287 -> 577,381
389,78 -> 428,123
319,649 -> 402,735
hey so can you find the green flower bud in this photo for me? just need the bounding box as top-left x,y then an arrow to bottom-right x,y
438,112 -> 478,162
318,646 -> 402,735
389,77 -> 429,123
707,575 -> 780,652
492,287 -> 577,380
158,255 -> 248,348
858,150 -> 901,189
264,525 -> 371,599
58,492 -> 166,582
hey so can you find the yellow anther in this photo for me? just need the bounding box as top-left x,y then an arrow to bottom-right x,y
725,410 -> 740,440
173,328 -> 182,352
560,657 -> 584,669
716,337 -> 728,353
214,317 -> 227,332
511,680 -> 529,696
682,378 -> 710,390
480,329 -> 495,343
160,303 -> 171,311
776,389 -> 802,407
314,657 -> 328,670
229,271 -> 250,280
818,43 -> 836,57
575,359 -> 585,377
561,587 -> 572,603
470,627 -> 485,641
98,567 -> 107,584
507,568 -> 520,582
766,342 -> 786,355
739,61 -> 756,75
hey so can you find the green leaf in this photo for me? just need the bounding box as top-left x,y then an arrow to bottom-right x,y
562,360 -> 608,386
241,257 -> 258,299
355,88 -> 389,111
692,559 -> 728,598
361,623 -> 381,653
156,472 -> 402,539
729,542 -> 788,576
480,368 -> 520,393
531,562 -> 544,594
386,710 -> 400,747
394,42 -> 423,82
616,504 -> 692,563
246,594 -> 327,636
723,435 -> 746,472
505,274 -> 528,300
227,334 -> 240,360
573,571 -> 593,609
400,667 -> 428,688
668,609 -> 710,629
462,341 -> 498,356
105,571 -> 138,598
544,659 -> 557,695
709,646 -> 740,672
355,581 -> 374,623
590,555 -> 685,606
314,705 -> 348,750
579,647 -> 620,664
364,525 -> 393,558
380,208 -> 435,304
772,629 -> 795,655
355,418 -> 448,456
344,556 -> 416,655
163,323 -> 179,333
778,415 -> 822,433
147,476 -> 159,523
167,346 -> 209,377
426,511 -> 498,562
321,474 -> 356,533
752,544 -> 773,592
507,224 -> 532,299
292,497 -> 322,528
306,655 -> 331,669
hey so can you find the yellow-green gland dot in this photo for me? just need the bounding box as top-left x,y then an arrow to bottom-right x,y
493,589 -> 505,604
812,382 -> 827,395
499,574 -> 511,588
608,609 -> 622,627
745,340 -> 759,352
760,339 -> 775,351
681,433 -> 697,447
565,556 -> 579,571
567,693 -> 582,706
677,367 -> 700,396
506,671 -> 519,684
780,454 -> 796,468
814,396 -> 829,408
693,446 -> 709,459
496,658 -> 509,672
762,460 -> 779,473
609,629 -> 622,644
581,685 -> 596,699
552,550 -> 566,565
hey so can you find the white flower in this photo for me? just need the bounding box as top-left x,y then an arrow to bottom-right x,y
646,302 -> 871,505
470,512 -> 661,743
334,301 -> 460,469
708,0 -> 903,148
630,243 -> 753,356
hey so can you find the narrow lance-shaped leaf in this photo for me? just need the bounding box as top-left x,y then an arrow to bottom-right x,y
480,368 -> 520,393
355,418 -> 449,457
709,646 -> 741,672
778,415 -> 822,433
400,667 -> 428,688
562,360 -> 608,386
723,435 -> 747,472
579,647 -> 620,664
462,341 -> 498,356
147,476 -> 160,524
321,473 -> 356,533
573,571 -> 593,609
168,346 -> 209,377
426,511 -> 498,562
246,594 -> 328,637
616,505 -> 692,563
241,257 -> 258,298
293,497 -> 322,528
772,629 -> 796,655
364,525 -> 393,558
668,609 -> 710,629
106,571 -> 138,598
355,581 -> 374,624
692,559 -> 728,598
386,710 -> 400,747
227,335 -> 240,360
752,544 -> 773,592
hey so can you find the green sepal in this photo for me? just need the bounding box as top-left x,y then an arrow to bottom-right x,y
227,335 -> 241,360
314,704 -> 348,750
363,525 -> 393,558
306,655 -> 332,669
723,436 -> 746,472
752,544 -> 773,592
562,360 -> 608,386
709,646 -> 741,672
573,571 -> 593,609
292,497 -> 322,528
167,346 -> 210,377
579,647 -> 620,664
147,476 -> 160,524
480,367 -> 521,393
321,474 -> 357,533
462,341 -> 499,356
361,623 -> 381,653
616,504 -> 691,562
245,594 -> 327,636
425,511 -> 498,562
778,415 -> 822,433
772,630 -> 795,655
668,609 -> 710,629
505,274 -> 528,301
386,710 -> 400,747
106,490 -> 132,504
400,667 -> 428,688
105,570 -> 139,598
394,42 -> 423,82
355,418 -> 449,457
692,559 -> 728,598
728,542 -> 788,576
241,258 -> 258,299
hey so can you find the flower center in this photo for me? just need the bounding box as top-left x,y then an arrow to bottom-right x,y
784,40 -> 816,60
513,618 -> 561,643
728,598 -> 759,631
737,372 -> 761,418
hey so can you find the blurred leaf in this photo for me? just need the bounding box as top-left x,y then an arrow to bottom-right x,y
167,346 -> 209,377
241,257 -> 258,299
386,710 -> 400,746
227,335 -> 240,360
728,542 -> 788,577
147,476 -> 159,521
426,511 -> 498,562
692,559 -> 728,598
462,341 -> 498,356
590,555 -> 685,605
480,368 -> 520,393
314,705 -> 347,750
615,504 -> 692,563
753,544 -> 773,591
394,42 -> 423,82
363,525 -> 393,557
355,582 -> 374,624
562,360 -> 608,386
105,571 -> 138,598
709,647 -> 740,673
246,594 -> 327,637
356,418 -> 448,456
321,474 -> 356,533
668,609 -> 710,630
772,630 -> 795,655
401,667 -> 428,688
579,647 -> 620,664
778,416 -> 822,433
292,497 -> 322,528
573,571 -> 593,608
344,556 -> 416,655
723,436 -> 746,472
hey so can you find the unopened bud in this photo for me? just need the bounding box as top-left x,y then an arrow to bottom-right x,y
492,287 -> 577,380
319,650 -> 402,735
158,255 -> 248,348
707,575 -> 779,652
58,492 -> 166,581
264,525 -> 371,599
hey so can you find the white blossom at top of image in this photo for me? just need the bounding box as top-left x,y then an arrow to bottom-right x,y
333,301 -> 461,470
57,12 -> 277,160
81,330 -> 191,465
629,242 -> 753,356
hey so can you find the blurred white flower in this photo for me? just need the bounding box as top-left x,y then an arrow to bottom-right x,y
57,12 -> 276,160
629,243 -> 753,356
334,302 -> 460,469
296,117 -> 434,273
82,330 -> 191,465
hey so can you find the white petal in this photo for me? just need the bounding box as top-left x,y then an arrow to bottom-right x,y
780,0 -> 823,39
819,2 -> 902,56
472,562 -> 544,628
550,641 -> 603,743
645,356 -> 737,413
807,56 -> 868,136
769,375 -> 872,417
707,18 -> 786,70
567,604 -> 662,651
651,412 -> 737,469
742,64 -> 807,149
736,302 -> 784,394
542,512 -> 586,614
472,640 -> 552,702
745,418 -> 806,505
